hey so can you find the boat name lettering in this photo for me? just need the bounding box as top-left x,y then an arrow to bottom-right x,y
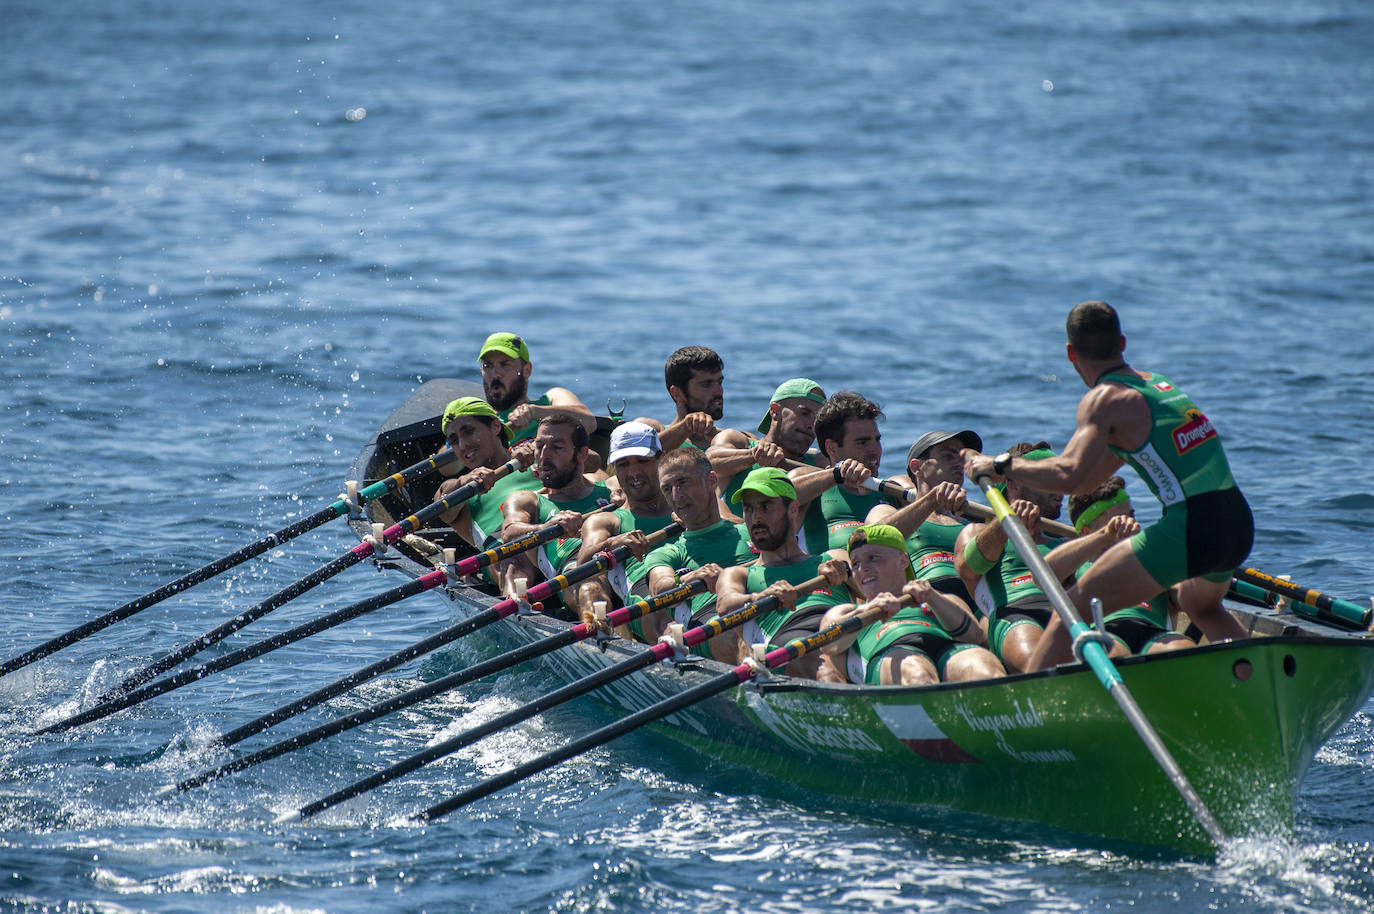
746,693 -> 882,754
955,698 -> 1044,733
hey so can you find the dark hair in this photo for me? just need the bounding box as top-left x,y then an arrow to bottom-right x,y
664,346 -> 724,392
537,413 -> 589,449
1068,476 -> 1128,524
815,391 -> 884,456
658,446 -> 713,477
1008,440 -> 1054,459
1066,300 -> 1123,360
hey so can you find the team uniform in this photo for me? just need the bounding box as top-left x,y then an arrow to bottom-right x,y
498,393 -> 553,445
906,517 -> 976,604
455,467 -> 542,585
1099,370 -> 1253,585
800,485 -> 895,554
972,539 -> 1059,662
741,556 -> 852,649
530,482 -> 614,582
845,605 -> 979,684
600,506 -> 677,606
718,440 -> 822,508
1077,559 -> 1177,654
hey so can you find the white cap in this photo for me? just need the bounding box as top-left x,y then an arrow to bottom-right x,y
607,421 -> 662,464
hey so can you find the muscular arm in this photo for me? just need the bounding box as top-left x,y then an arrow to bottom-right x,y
1002,387 -> 1137,494
499,490 -> 545,541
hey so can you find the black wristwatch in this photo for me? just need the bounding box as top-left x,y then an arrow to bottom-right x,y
993,452 -> 1013,476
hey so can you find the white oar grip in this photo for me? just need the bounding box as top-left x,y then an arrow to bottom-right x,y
366,522 -> 388,554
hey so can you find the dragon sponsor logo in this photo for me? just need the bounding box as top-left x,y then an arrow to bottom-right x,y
1173,409 -> 1217,455
919,551 -> 955,569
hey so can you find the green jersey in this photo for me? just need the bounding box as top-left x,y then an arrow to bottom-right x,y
499,393 -> 553,445
603,507 -> 677,600
746,556 -> 851,640
1100,370 -> 1236,508
801,484 -> 893,554
533,482 -> 613,579
971,538 -> 1055,618
906,517 -> 965,581
630,520 -> 757,617
719,439 -> 822,507
463,467 -> 542,548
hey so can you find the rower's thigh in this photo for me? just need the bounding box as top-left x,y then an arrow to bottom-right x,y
880,649 -> 938,686
1071,539 -> 1167,614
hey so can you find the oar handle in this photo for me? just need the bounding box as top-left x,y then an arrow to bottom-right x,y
779,458 -> 1078,537
348,447 -> 458,509
386,457 -> 523,544
450,501 -> 616,577
1235,567 -> 1372,631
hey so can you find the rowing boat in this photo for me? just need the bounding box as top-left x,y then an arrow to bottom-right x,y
349,378 -> 1374,855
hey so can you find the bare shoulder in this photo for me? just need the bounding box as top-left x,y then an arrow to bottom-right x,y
710,426 -> 750,449
545,386 -> 589,408
504,488 -> 540,518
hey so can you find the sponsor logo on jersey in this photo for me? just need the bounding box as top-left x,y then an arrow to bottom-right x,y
1011,573 -> 1035,588
920,551 -> 956,569
1173,409 -> 1217,455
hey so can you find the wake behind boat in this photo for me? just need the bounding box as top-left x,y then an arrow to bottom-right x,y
343,378 -> 1374,855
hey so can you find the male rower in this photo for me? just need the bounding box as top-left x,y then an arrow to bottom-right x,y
795,391 -> 894,554
868,429 -> 983,607
568,422 -> 676,616
433,397 -> 540,569
964,300 -> 1252,661
634,345 -> 726,451
954,442 -> 1070,673
500,415 -> 613,616
815,524 -> 1005,685
715,467 -> 852,677
477,331 -> 595,445
707,378 -> 827,512
626,447 -> 757,659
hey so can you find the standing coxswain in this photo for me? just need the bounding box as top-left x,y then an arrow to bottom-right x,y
963,300 -> 1252,669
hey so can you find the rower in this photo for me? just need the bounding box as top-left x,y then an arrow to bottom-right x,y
953,442 -> 1069,673
868,429 -> 983,608
500,415 -> 613,617
715,467 -> 852,677
964,300 -> 1252,665
815,524 -> 1005,685
793,390 -> 897,554
568,422 -> 676,616
633,345 -> 726,451
625,447 -> 756,660
477,331 -> 595,445
432,398 -> 540,584
706,377 -> 827,516
1059,476 -> 1195,663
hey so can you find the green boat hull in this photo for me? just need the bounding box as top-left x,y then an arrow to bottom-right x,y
352,379 -> 1374,856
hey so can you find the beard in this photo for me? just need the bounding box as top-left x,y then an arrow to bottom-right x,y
749,523 -> 791,552
688,396 -> 724,421
484,373 -> 528,412
540,459 -> 581,489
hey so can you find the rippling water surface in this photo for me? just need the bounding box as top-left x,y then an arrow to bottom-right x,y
3,0 -> 1373,911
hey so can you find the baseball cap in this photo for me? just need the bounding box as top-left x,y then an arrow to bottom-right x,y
846,523 -> 916,580
757,378 -> 826,434
607,421 -> 663,464
906,429 -> 983,465
441,396 -> 511,442
477,331 -> 530,363
730,466 -> 798,504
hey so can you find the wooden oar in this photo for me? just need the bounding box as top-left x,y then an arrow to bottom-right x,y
203,519 -> 682,750
165,580 -> 706,795
1234,568 -> 1371,631
278,573 -> 834,823
971,474 -> 1226,849
413,587 -> 899,822
50,457 -> 523,718
0,448 -> 457,680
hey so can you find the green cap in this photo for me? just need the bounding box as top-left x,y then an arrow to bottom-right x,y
730,466 -> 797,504
757,378 -> 826,434
477,331 -> 530,363
441,396 -> 510,441
846,523 -> 916,580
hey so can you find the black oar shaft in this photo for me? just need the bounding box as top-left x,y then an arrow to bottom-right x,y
215,520 -> 679,748
1,448 -> 455,680
38,571 -> 447,735
174,582 -> 702,793
0,505 -> 338,679
1236,567 -> 1371,631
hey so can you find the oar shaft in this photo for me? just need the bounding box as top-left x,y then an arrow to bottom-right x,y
214,520 -> 681,747
174,581 -> 702,794
290,576 -> 811,821
39,571 -> 449,736
415,588 -> 895,822
1,448 -> 456,680
976,478 -> 1226,848
1235,568 -> 1371,631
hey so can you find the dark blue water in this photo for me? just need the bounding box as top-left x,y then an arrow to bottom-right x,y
4,0 -> 1373,910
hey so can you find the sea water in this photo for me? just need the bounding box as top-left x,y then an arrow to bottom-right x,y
2,0 -> 1373,910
